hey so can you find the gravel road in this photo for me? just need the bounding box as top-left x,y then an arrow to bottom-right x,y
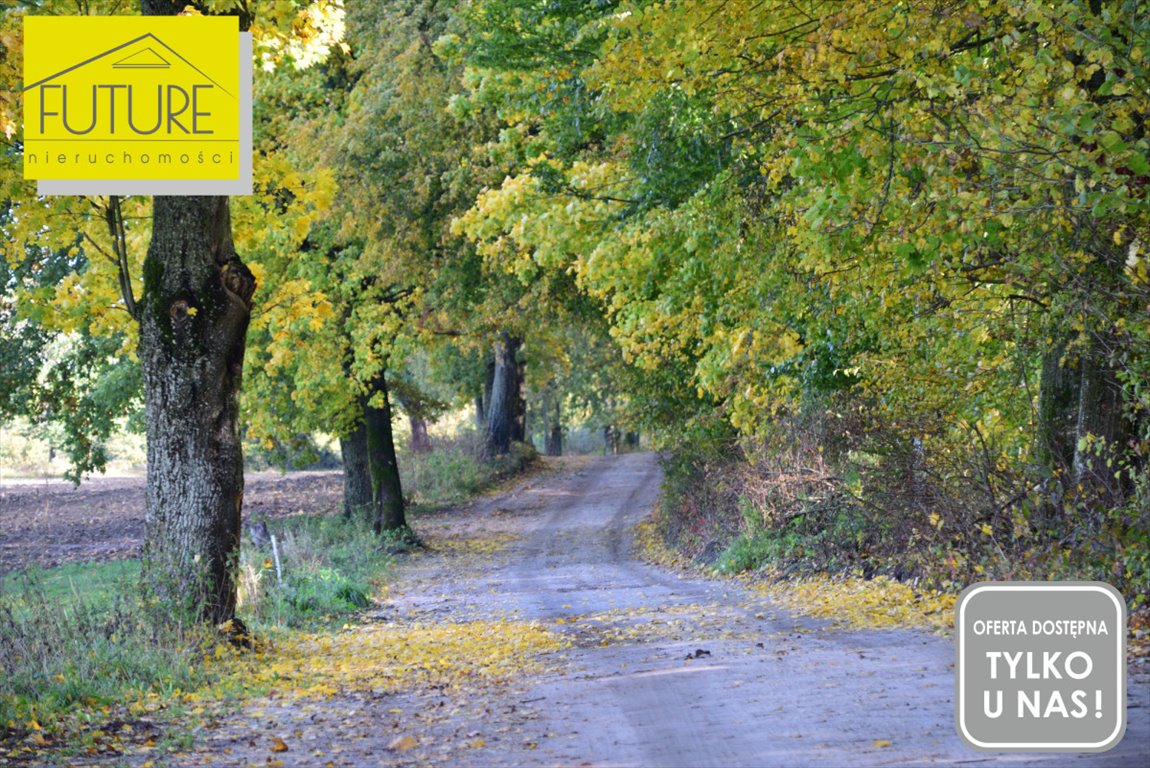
176,453 -> 1149,767
427,453 -> 1149,767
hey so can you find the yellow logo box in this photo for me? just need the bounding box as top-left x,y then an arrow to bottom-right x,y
23,16 -> 241,182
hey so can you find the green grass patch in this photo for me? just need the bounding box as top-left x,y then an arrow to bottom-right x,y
0,573 -> 215,738
1,559 -> 139,611
401,434 -> 537,510
0,514 -> 393,752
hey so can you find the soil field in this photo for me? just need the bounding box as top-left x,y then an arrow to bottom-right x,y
0,471 -> 343,574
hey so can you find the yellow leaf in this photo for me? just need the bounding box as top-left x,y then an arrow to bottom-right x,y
293,214 -> 313,242
469,738 -> 486,748
270,737 -> 289,753
388,734 -> 418,752
873,739 -> 892,748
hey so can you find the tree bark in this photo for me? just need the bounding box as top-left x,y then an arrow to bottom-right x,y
512,353 -> 527,443
546,423 -> 563,456
365,378 -> 406,534
1035,341 -> 1078,488
409,414 -> 432,454
1073,338 -> 1129,498
340,418 -> 373,521
482,355 -> 495,425
474,393 -> 486,429
542,388 -> 563,456
484,333 -> 521,457
603,425 -> 617,455
138,196 -> 254,624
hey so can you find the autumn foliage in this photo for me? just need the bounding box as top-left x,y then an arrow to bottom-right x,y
449,0 -> 1149,597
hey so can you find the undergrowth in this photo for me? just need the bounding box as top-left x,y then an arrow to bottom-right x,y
651,417 -> 1150,642
401,434 -> 537,509
236,513 -> 383,629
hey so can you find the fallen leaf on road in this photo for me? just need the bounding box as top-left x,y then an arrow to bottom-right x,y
270,737 -> 289,752
873,739 -> 892,748
389,734 -> 418,751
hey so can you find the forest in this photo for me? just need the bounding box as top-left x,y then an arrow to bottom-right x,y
0,0 -> 1148,762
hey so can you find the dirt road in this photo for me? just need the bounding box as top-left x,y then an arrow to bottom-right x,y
177,454 -> 1148,767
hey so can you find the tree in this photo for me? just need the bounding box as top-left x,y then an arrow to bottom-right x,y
1,0 -> 344,621
133,0 -> 258,623
0,212 -> 144,480
454,0 -> 1148,529
2,1 -> 150,477
483,331 -> 521,455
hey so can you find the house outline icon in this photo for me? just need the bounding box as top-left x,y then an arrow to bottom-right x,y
23,33 -> 234,98
113,48 -> 171,69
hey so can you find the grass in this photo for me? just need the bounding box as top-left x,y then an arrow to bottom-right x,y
0,560 -> 140,611
0,567 -> 212,746
0,433 -> 536,760
0,516 -> 390,733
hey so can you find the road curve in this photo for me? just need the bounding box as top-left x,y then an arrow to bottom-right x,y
412,453 -> 1149,767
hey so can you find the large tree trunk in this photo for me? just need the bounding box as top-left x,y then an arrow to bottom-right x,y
546,423 -> 563,457
138,196 -> 254,624
482,356 -> 495,425
484,333 -> 521,457
340,419 -> 372,520
365,379 -> 406,534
